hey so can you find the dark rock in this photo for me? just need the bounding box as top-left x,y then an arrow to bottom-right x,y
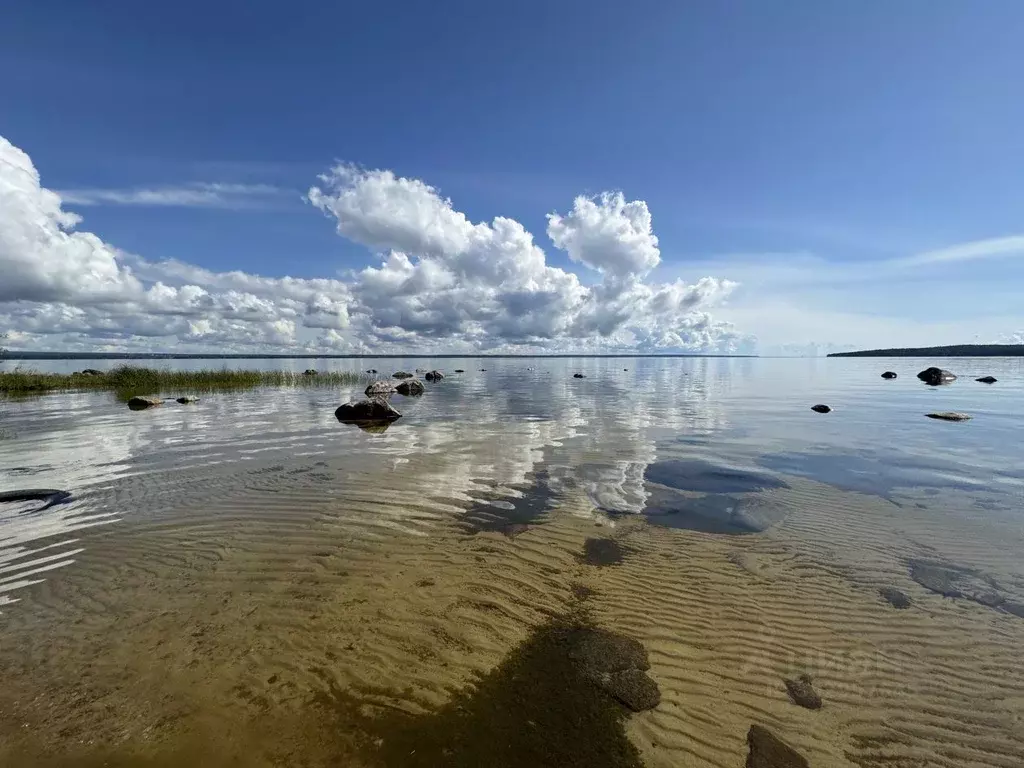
601,669 -> 661,712
925,412 -> 971,421
746,725 -> 809,768
917,367 -> 956,385
479,368 -> 487,371
175,396 -> 200,404
425,370 -> 444,382
881,371 -> 897,379
810,404 -> 832,413
0,489 -> 72,511
395,379 -> 425,396
623,368 -> 628,371
393,371 -> 414,379
334,398 -> 402,424
573,373 -> 585,378
783,674 -> 822,710
366,369 -> 377,374
81,369 -> 103,376
580,538 -> 625,567
976,376 -> 997,384
454,369 -> 465,373
364,380 -> 396,398
127,396 -> 163,410
879,587 -> 912,609
303,369 -> 318,376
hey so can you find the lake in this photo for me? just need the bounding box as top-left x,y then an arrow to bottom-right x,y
1,356 -> 1022,767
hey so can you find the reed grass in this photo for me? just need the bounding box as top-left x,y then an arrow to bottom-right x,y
0,365 -> 362,396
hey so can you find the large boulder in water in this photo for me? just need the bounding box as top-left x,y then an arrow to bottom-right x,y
364,380 -> 396,398
881,371 -> 897,379
395,379 -> 425,396
127,396 -> 163,410
917,367 -> 956,385
425,370 -> 444,381
335,398 -> 402,424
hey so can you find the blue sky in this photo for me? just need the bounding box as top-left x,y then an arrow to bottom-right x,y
2,1 -> 1023,354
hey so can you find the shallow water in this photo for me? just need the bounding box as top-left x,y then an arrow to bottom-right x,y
1,356 -> 1023,766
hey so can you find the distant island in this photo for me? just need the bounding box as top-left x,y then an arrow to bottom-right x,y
829,344 -> 1024,358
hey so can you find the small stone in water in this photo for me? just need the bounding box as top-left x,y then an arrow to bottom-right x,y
811,404 -> 831,413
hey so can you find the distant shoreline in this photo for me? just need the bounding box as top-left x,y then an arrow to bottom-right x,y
828,344 -> 1024,358
0,352 -> 758,360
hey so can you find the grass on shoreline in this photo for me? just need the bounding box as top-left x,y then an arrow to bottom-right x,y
0,365 -> 363,396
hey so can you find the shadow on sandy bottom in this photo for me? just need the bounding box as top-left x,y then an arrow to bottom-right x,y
313,616 -> 648,768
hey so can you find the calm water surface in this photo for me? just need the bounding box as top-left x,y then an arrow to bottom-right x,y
1,356 -> 1022,766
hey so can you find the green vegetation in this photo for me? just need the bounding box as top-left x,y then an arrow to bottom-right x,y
828,344 -> 1024,357
0,365 -> 362,396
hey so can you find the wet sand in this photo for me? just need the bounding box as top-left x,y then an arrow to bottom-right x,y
2,444 -> 1022,767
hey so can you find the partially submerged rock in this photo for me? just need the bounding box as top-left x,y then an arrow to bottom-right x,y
81,368 -> 103,376
881,371 -> 897,379
393,371 -> 414,379
366,368 -> 377,374
335,398 -> 402,424
783,674 -> 822,710
0,489 -> 72,511
364,380 -> 396,398
976,376 -> 997,383
127,396 -> 163,410
917,367 -> 956,385
925,412 -> 971,422
303,369 -> 318,376
810,404 -> 832,413
395,379 -> 425,396
567,628 -> 661,712
175,396 -> 200,404
454,369 -> 465,373
746,725 -> 809,768
573,373 -> 585,379
424,370 -> 444,381
879,586 -> 912,609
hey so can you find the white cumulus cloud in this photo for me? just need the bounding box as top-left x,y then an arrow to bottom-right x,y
1,136 -> 744,355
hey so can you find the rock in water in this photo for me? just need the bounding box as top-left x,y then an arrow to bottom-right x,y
810,404 -> 832,413
334,398 -> 402,424
364,380 -> 396,398
925,412 -> 971,422
917,367 -> 956,385
453,369 -> 465,373
976,376 -> 997,383
127,397 -> 163,410
392,371 -> 413,379
566,628 -> 660,712
879,586 -> 912,609
573,373 -> 585,379
425,370 -> 444,381
365,368 -> 377,374
746,725 -> 809,768
783,674 -> 822,710
175,396 -> 200,404
303,369 -> 318,376
81,369 -> 103,376
881,371 -> 897,379
395,379 -> 425,396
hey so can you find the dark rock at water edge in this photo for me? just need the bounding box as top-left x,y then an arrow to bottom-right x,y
365,380 -> 396,398
175,396 -> 200,404
783,674 -> 822,710
81,368 -> 103,376
0,489 -> 72,511
393,371 -> 414,379
580,538 -> 626,567
425,370 -> 444,382
303,369 -> 318,376
454,369 -> 465,373
925,412 -> 971,422
810,404 -> 831,413
366,368 -> 377,374
746,725 -> 809,768
395,379 -> 425,396
879,586 -> 912,609
976,375 -> 997,383
917,366 -> 956,385
881,371 -> 897,379
573,373 -> 585,378
127,396 -> 163,410
479,368 -> 487,371
335,398 -> 402,424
